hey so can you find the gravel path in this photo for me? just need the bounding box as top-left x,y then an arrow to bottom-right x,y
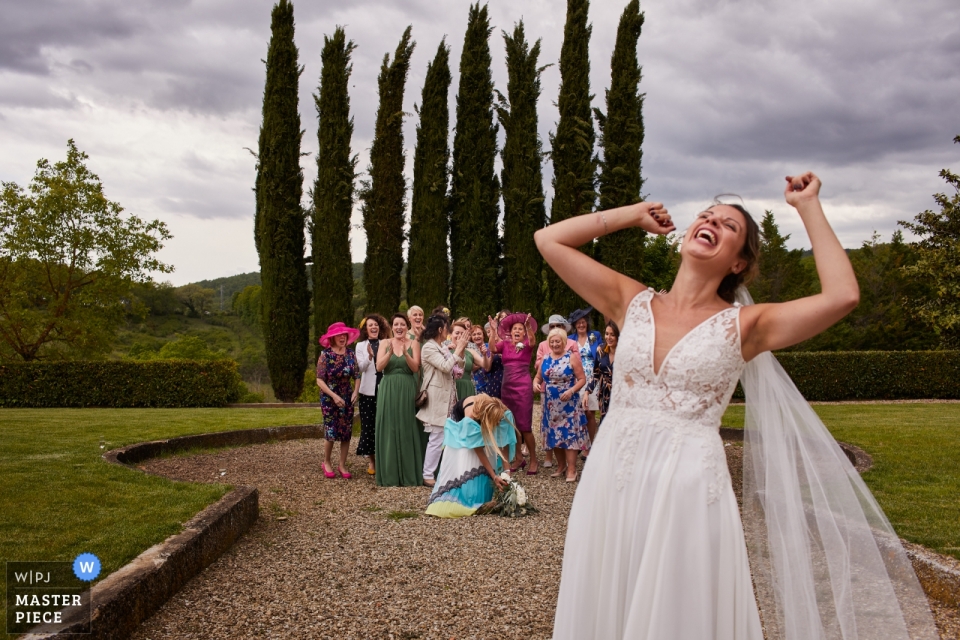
131,420 -> 958,640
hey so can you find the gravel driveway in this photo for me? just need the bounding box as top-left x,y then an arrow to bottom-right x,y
131,417 -> 958,640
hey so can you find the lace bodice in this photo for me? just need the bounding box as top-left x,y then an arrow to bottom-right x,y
607,289 -> 744,500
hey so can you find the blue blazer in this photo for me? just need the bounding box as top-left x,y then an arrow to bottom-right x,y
568,331 -> 602,364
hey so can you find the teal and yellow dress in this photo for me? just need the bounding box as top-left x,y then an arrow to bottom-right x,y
455,347 -> 476,401
425,408 -> 517,518
375,348 -> 426,486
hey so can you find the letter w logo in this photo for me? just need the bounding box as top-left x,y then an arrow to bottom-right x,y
79,562 -> 94,573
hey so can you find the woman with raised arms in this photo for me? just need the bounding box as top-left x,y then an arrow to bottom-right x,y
537,173 -> 936,639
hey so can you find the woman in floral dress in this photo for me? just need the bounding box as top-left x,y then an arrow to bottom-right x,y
588,320 -> 618,425
534,327 -> 588,482
316,322 -> 361,479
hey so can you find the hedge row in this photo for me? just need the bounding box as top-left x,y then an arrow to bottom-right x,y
0,360 -> 244,408
734,351 -> 960,401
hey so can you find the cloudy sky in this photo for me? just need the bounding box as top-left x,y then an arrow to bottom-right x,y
2,0 -> 958,285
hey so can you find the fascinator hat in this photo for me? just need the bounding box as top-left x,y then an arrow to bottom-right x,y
497,312 -> 537,342
319,322 -> 360,348
566,307 -> 593,328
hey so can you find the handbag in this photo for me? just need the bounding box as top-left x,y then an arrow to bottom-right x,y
415,352 -> 437,410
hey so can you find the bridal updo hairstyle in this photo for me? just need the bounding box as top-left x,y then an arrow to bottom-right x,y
422,314 -> 449,342
711,198 -> 760,304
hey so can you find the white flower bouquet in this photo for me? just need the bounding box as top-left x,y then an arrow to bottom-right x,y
478,473 -> 538,518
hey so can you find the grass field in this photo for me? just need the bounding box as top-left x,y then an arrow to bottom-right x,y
722,403 -> 960,559
0,403 -> 957,610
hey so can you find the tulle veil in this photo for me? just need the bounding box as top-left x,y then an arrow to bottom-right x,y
735,286 -> 938,639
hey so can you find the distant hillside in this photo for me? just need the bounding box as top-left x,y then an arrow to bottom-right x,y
192,272 -> 261,301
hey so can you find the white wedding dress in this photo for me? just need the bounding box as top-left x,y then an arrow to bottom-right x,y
553,288 -> 763,639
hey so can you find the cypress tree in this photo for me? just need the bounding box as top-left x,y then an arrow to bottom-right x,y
254,0 -> 309,402
407,40 -> 452,313
449,3 -> 501,320
311,27 -> 357,359
497,22 -> 547,319
361,27 -> 415,316
595,0 -> 645,280
547,0 -> 597,314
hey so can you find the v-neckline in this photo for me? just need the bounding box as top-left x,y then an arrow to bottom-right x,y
647,293 -> 734,378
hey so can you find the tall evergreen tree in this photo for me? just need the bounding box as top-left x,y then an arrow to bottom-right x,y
547,0 -> 597,314
311,27 -> 357,359
254,0 -> 309,402
361,27 -> 415,316
749,210 -> 811,303
449,3 -> 501,320
497,22 -> 547,319
407,40 -> 452,313
595,0 -> 645,281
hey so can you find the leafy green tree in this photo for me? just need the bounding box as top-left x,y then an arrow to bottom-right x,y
595,0 -> 645,281
155,335 -> 226,360
254,0 -> 310,401
232,285 -> 263,330
0,140 -> 171,361
497,21 -> 548,320
801,232 -> 938,351
311,27 -> 358,357
361,26 -> 415,316
449,3 -> 501,320
175,284 -> 215,318
130,282 -> 180,316
900,136 -> 960,346
407,40 -> 452,313
638,233 -> 679,293
749,210 -> 811,303
548,0 -> 597,314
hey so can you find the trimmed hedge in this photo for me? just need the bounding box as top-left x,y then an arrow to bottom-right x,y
0,360 -> 244,408
734,351 -> 960,401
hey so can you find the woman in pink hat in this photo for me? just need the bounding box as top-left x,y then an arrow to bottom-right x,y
316,321 -> 361,479
488,311 -> 539,474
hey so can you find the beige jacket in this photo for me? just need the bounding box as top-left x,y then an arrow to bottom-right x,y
416,339 -> 463,428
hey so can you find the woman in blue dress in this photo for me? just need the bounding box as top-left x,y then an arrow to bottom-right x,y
425,394 -> 517,518
534,327 -> 588,482
567,307 -> 602,448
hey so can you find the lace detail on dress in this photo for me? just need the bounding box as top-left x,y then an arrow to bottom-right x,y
609,289 -> 744,502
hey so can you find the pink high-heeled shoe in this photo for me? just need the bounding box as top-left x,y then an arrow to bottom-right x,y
338,468 -> 352,479
323,463 -> 336,479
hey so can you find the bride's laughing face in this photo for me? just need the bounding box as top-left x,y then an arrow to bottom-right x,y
681,205 -> 748,277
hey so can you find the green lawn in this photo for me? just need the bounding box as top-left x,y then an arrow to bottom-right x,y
0,403 -> 957,615
722,403 -> 960,559
0,408 -> 319,608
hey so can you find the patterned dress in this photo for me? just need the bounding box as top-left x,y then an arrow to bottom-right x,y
589,348 -> 614,423
540,351 -> 589,450
472,343 -> 503,399
317,348 -> 360,442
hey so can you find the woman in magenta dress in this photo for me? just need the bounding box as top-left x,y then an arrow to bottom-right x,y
488,311 -> 538,474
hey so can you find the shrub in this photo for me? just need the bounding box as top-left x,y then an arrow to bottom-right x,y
734,351 -> 960,401
0,361 -> 244,408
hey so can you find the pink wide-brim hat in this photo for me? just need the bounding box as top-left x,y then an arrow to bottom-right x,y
497,312 -> 537,341
319,322 -> 361,348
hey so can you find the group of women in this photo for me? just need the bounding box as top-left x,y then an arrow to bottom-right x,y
313,303 -> 619,493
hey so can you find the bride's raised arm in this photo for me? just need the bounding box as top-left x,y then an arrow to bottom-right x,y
534,202 -> 676,327
739,172 -> 860,361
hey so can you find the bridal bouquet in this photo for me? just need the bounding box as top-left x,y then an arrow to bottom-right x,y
478,473 -> 538,518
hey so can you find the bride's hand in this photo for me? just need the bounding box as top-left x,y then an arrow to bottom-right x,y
633,202 -> 675,235
784,172 -> 821,209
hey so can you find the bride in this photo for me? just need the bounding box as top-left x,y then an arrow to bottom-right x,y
536,173 -> 937,639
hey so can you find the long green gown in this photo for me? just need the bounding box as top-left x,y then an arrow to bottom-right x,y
375,348 -> 427,486
456,348 -> 476,401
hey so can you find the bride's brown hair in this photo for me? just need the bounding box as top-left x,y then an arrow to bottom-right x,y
712,200 -> 761,303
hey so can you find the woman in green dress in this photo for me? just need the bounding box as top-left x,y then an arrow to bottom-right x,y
450,320 -> 485,401
374,313 -> 424,487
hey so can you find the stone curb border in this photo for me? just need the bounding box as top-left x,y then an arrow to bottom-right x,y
31,424 -> 326,639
